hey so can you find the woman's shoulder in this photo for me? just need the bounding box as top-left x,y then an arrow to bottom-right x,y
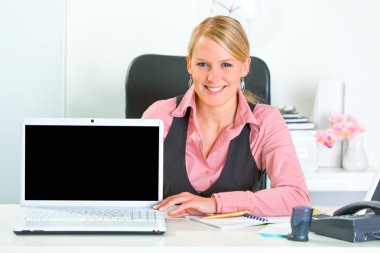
142,97 -> 177,119
253,103 -> 282,118
250,103 -> 285,130
142,98 -> 177,138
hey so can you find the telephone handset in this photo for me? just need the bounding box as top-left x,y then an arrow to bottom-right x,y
333,200 -> 380,216
310,200 -> 380,242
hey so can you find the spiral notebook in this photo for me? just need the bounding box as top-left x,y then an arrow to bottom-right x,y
187,214 -> 269,230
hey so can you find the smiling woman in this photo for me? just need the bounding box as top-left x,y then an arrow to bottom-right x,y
142,15 -> 310,218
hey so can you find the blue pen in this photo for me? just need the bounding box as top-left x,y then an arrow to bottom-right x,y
243,214 -> 269,223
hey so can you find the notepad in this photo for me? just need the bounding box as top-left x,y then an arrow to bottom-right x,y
187,214 -> 269,230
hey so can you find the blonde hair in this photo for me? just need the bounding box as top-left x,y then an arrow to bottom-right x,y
188,16 -> 260,104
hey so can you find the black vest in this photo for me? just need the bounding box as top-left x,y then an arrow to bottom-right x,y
163,96 -> 260,198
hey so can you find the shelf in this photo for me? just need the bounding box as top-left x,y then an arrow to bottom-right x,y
288,131 -> 377,192
304,167 -> 376,192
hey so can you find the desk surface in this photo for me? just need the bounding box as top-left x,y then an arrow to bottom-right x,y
1,205 -> 379,253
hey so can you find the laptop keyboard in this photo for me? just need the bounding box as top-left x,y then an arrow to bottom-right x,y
22,208 -> 164,222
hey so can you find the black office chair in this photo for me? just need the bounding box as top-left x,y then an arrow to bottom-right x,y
125,54 -> 270,189
125,54 -> 270,118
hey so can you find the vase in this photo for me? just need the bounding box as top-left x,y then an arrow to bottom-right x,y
342,134 -> 369,171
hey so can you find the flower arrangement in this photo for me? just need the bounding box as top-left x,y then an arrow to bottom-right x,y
315,113 -> 365,148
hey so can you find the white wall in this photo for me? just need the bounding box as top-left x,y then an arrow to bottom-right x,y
1,0 -> 380,203
0,0 -> 64,203
65,0 -> 197,118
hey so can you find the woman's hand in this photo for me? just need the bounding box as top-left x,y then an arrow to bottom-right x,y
154,192 -> 217,217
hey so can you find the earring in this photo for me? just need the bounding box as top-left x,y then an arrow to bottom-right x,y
240,77 -> 245,92
188,75 -> 193,88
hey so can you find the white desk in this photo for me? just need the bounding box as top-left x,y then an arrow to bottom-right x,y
0,205 -> 379,253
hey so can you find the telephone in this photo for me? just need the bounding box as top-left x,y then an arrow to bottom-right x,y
309,200 -> 380,242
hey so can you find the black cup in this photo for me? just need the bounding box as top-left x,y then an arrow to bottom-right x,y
287,205 -> 313,242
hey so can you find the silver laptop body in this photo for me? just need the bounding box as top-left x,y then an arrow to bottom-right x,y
13,118 -> 166,234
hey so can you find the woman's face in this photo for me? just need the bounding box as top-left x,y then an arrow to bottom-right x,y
187,36 -> 250,108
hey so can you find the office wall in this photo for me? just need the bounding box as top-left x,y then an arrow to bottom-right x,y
0,0 -> 64,203
1,0 -> 380,203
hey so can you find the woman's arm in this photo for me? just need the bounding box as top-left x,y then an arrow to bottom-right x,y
213,105 -> 311,216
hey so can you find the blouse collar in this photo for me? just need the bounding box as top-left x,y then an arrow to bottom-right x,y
171,87 -> 260,128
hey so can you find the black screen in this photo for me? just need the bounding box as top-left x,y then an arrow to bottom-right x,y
25,125 -> 160,201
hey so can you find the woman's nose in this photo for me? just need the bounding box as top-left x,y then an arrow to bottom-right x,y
207,68 -> 221,83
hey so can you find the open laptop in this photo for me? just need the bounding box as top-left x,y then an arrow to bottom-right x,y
13,117 -> 166,234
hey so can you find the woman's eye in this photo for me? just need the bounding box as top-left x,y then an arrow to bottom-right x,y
197,62 -> 208,67
221,63 -> 232,67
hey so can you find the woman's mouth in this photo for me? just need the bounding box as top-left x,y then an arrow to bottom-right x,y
205,85 -> 226,94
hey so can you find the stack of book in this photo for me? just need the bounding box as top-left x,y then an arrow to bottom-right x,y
282,113 -> 315,130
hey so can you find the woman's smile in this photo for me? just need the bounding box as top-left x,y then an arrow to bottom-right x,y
203,84 -> 227,94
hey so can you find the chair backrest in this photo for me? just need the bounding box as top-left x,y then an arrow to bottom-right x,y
125,54 -> 270,118
125,54 -> 270,190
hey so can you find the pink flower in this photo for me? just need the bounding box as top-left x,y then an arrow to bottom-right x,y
315,113 -> 365,148
315,128 -> 339,148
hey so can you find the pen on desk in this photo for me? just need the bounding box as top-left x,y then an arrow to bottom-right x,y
202,210 -> 251,219
243,213 -> 269,222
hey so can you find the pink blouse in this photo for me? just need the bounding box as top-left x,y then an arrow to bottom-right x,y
142,88 -> 310,216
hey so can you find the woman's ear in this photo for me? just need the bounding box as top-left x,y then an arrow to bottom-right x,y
186,56 -> 192,75
241,57 -> 251,77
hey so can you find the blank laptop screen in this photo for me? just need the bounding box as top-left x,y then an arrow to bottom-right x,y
25,125 -> 159,201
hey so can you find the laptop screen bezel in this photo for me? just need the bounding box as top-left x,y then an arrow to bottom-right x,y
20,117 -> 164,208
